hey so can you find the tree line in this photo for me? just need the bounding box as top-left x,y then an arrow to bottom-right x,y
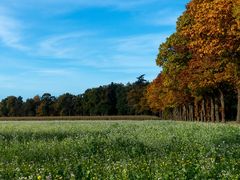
146,0 -> 240,122
0,75 -> 152,117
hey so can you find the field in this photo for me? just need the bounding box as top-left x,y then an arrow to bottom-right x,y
0,120 -> 239,179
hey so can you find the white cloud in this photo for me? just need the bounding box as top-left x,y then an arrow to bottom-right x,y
33,68 -> 73,76
36,32 -> 93,58
114,34 -> 166,54
40,33 -> 167,71
85,33 -> 166,68
71,0 -> 158,9
141,9 -> 184,26
0,74 -> 20,89
2,0 -> 158,12
0,10 -> 27,50
149,16 -> 180,26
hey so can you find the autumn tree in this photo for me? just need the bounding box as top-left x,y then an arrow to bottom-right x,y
148,0 -> 239,122
180,0 -> 240,122
146,73 -> 166,117
148,11 -> 193,120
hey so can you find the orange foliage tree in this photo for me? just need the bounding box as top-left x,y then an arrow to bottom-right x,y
147,0 -> 240,122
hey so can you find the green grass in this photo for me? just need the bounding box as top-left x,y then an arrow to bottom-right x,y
0,121 -> 239,179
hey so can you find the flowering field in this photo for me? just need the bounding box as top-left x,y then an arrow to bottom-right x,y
0,121 -> 239,179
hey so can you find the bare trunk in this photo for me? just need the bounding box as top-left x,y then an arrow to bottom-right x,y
183,105 -> 186,121
189,104 -> 194,121
210,97 -> 215,122
173,108 -> 177,120
206,98 -> 211,122
237,88 -> 240,123
202,99 -> 206,122
194,99 -> 199,121
179,107 -> 182,120
200,111 -> 203,122
159,111 -> 162,119
189,104 -> 191,121
177,107 -> 180,121
219,89 -> 225,123
214,97 -> 220,122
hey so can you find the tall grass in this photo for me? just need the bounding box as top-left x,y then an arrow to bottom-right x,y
0,121 -> 239,179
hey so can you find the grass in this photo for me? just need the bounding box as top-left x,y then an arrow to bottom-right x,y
0,120 -> 239,179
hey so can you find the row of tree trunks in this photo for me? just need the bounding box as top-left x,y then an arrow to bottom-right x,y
158,88 -> 240,123
159,90 -> 228,122
197,94 -> 224,122
194,92 -> 226,122
160,104 -> 195,121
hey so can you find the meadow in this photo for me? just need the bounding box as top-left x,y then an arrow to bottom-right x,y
0,120 -> 239,179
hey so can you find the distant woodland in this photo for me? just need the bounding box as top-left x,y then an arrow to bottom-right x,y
0,0 -> 239,122
0,75 -> 152,117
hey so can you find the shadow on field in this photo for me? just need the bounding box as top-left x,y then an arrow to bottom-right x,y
211,133 -> 240,159
0,130 -> 116,142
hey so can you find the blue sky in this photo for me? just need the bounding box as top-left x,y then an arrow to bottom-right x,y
0,0 -> 189,99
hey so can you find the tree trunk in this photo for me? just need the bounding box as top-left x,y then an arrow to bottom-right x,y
214,97 -> 220,122
177,107 -> 180,121
210,97 -> 215,122
179,106 -> 183,121
206,98 -> 211,122
194,99 -> 199,121
202,99 -> 206,122
219,90 -> 225,123
173,108 -> 177,120
159,111 -> 162,119
237,88 -> 240,123
183,105 -> 186,121
189,104 -> 194,121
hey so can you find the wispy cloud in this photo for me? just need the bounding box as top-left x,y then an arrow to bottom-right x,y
114,34 -> 166,54
0,74 -> 23,89
141,9 -> 183,26
33,68 -> 73,76
72,0 -> 158,9
34,32 -> 166,71
84,33 -> 166,69
1,0 -> 158,12
36,32 -> 94,58
0,0 -> 182,98
0,9 -> 27,50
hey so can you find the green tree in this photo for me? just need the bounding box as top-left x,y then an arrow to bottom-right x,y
0,96 -> 23,116
23,98 -> 37,116
127,75 -> 151,115
56,93 -> 75,116
37,93 -> 56,116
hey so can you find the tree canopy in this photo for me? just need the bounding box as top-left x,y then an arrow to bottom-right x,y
147,0 -> 240,122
